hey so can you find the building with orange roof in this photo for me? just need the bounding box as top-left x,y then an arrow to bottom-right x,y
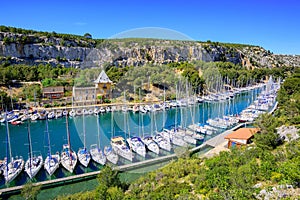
224,128 -> 260,148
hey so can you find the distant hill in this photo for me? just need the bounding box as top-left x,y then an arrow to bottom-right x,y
0,25 -> 299,68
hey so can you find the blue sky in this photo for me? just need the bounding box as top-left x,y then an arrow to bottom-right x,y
1,0 -> 299,54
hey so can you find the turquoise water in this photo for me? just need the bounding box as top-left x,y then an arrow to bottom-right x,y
0,88 -> 262,188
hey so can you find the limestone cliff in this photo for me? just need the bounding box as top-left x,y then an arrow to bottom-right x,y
0,31 -> 299,68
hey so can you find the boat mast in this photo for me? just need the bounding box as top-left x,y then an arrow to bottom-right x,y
163,85 -> 166,129
83,112 -> 86,149
138,88 -> 141,137
46,115 -> 52,161
175,83 -> 178,130
66,115 -> 72,165
111,107 -> 114,138
5,112 -> 9,181
96,114 -> 101,151
5,111 -> 12,163
123,90 -> 127,138
27,116 -> 33,174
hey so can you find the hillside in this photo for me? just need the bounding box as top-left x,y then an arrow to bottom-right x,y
55,71 -> 300,200
0,26 -> 299,69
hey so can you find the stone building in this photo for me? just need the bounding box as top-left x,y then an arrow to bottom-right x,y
72,70 -> 112,106
43,86 -> 64,99
94,70 -> 112,99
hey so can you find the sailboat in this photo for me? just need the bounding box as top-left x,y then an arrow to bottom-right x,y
61,115 -> 77,173
126,110 -> 146,157
141,101 -> 159,154
3,112 -> 24,183
165,83 -> 188,147
44,116 -> 60,176
127,136 -> 146,157
77,112 -> 91,167
142,135 -> 159,154
151,88 -> 171,152
111,93 -> 133,161
90,114 -> 106,165
104,111 -> 119,164
153,132 -> 172,152
24,118 -> 43,179
111,136 -> 133,161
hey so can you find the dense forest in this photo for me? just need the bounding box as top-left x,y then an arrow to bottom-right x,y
49,71 -> 300,199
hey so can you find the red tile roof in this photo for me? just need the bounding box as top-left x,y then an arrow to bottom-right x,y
224,128 -> 260,140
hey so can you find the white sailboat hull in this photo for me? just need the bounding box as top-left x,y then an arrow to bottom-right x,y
126,137 -> 146,157
153,134 -> 172,152
90,146 -> 106,165
171,135 -> 188,147
77,148 -> 91,168
104,146 -> 119,165
111,143 -> 133,161
25,156 -> 43,179
142,137 -> 160,154
44,154 -> 60,176
61,149 -> 77,173
3,158 -> 24,183
183,135 -> 197,144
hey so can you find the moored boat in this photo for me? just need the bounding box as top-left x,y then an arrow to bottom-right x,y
24,118 -> 43,179
61,116 -> 77,173
142,135 -> 160,154
90,144 -> 106,165
111,136 -> 133,161
90,115 -> 106,165
61,144 -> 77,173
44,116 -> 60,176
153,133 -> 172,152
3,113 -> 24,183
77,112 -> 91,167
127,136 -> 146,157
103,146 -> 118,164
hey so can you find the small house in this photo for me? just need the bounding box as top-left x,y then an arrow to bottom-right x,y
72,70 -> 113,106
94,70 -> 112,99
72,86 -> 97,106
43,86 -> 64,99
224,128 -> 260,148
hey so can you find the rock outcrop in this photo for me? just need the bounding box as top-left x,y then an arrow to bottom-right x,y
0,31 -> 299,68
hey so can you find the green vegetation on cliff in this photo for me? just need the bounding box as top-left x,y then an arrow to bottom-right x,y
0,25 -> 104,47
0,63 -> 77,85
275,68 -> 300,125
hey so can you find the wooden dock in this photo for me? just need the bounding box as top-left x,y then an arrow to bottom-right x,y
0,153 -> 178,196
204,123 -> 248,147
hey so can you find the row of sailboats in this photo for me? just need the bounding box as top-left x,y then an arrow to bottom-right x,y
108,87 -> 204,162
1,112 -> 112,183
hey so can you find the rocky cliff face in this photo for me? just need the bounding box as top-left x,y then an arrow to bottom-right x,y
0,31 -> 299,68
